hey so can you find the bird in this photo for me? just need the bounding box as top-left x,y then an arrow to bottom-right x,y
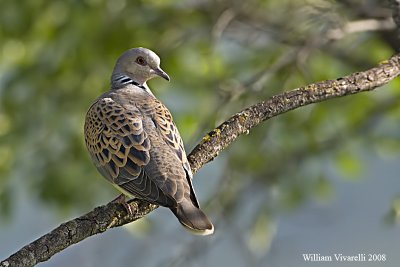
84,47 -> 214,235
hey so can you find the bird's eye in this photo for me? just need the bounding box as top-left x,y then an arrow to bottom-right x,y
136,56 -> 146,66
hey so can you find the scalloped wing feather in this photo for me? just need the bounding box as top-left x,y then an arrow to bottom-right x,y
144,99 -> 199,207
148,99 -> 193,178
84,97 -> 175,207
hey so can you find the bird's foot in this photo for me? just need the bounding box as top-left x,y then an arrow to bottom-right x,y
111,194 -> 135,215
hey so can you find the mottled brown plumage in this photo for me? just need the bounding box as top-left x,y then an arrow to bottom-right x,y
84,47 -> 214,235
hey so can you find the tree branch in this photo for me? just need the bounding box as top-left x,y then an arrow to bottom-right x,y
326,18 -> 395,40
188,54 -> 400,172
2,51 -> 400,267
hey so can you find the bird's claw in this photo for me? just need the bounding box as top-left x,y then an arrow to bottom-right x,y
111,194 -> 135,216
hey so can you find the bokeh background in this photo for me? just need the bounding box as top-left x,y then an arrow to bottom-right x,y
1,0 -> 400,266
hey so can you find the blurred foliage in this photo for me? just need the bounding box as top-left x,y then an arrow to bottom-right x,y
0,0 -> 399,260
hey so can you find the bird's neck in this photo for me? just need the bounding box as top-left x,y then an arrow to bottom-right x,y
110,74 -> 155,96
111,74 -> 146,90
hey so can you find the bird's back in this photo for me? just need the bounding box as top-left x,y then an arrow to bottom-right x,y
85,87 -> 194,207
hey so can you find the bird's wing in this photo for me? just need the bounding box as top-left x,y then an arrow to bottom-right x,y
145,99 -> 199,207
149,99 -> 193,178
84,97 -> 175,207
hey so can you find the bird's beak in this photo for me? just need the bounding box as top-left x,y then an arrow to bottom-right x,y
153,67 -> 170,81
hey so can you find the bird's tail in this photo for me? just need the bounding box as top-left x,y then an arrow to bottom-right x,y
171,200 -> 214,236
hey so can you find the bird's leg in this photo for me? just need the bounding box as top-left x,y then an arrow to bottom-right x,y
111,194 -> 135,215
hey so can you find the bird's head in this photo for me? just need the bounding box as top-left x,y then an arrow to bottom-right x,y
112,47 -> 170,85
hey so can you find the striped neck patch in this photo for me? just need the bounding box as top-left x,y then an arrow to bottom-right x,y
111,75 -> 145,90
